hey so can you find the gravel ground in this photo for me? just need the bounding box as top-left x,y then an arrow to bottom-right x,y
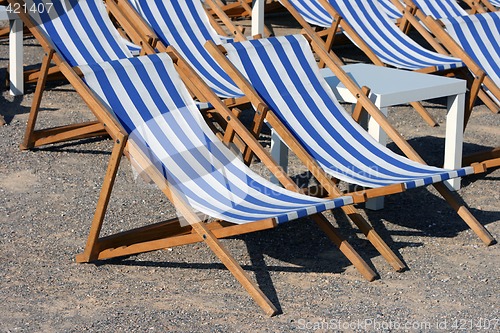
0,12 -> 499,333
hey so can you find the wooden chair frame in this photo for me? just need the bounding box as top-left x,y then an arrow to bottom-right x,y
204,30 -> 495,248
391,0 -> 498,114
463,0 -> 498,13
13,0 -> 422,315
280,0 -> 444,127
103,0 -> 432,274
389,0 -> 500,167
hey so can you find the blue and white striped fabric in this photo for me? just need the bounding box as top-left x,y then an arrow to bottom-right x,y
281,0 -> 333,27
128,0 -> 243,99
411,0 -> 468,19
377,0 -> 403,20
122,38 -> 142,56
27,0 -> 132,67
329,0 -> 464,71
441,12 -> 500,102
489,0 -> 500,7
78,53 -> 351,224
224,35 -> 474,189
282,0 -> 401,26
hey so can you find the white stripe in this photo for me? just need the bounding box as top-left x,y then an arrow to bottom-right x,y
135,0 -> 241,96
226,36 -> 451,188
79,55 -> 336,223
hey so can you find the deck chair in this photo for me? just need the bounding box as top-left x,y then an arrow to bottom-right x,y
390,0 -> 500,167
485,0 -> 500,9
463,0 -> 500,12
12,0 -> 385,315
207,34 -> 496,247
282,0 -> 488,125
423,12 -> 500,167
104,0 -> 417,274
279,0 -> 480,128
392,0 -> 500,114
376,0 -> 403,20
17,0 -> 148,150
107,0 -> 247,101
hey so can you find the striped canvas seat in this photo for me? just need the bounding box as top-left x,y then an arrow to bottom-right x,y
282,0 -> 400,26
440,12 -> 500,103
280,0 -> 333,27
328,0 -> 464,71
28,0 -> 132,66
377,0 -> 403,20
411,0 -> 468,19
79,53 -> 352,224
128,0 -> 243,99
409,1 -> 499,104
224,35 -> 474,189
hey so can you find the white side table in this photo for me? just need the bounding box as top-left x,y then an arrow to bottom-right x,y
0,6 -> 23,96
271,64 -> 466,210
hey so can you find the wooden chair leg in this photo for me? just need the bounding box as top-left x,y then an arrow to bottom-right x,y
20,49 -> 54,150
190,221 -> 279,316
463,147 -> 500,166
477,89 -> 500,114
76,137 -> 127,263
311,214 -> 378,282
433,182 -> 496,246
342,206 -> 406,272
410,101 -> 439,127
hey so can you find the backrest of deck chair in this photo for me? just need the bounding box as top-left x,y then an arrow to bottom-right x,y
128,0 -> 243,99
280,0 -> 333,27
440,12 -> 500,99
27,0 -> 132,66
78,53 -> 350,224
377,0 -> 402,19
328,0 -> 463,70
411,0 -> 468,19
281,0 -> 400,27
224,35 -> 473,189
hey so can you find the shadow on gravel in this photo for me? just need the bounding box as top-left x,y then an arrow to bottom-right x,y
0,69 -> 64,125
33,136 -> 113,155
95,215 -> 421,313
387,136 -> 499,168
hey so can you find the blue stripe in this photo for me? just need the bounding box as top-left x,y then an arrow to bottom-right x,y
446,14 -> 500,83
135,0 -> 243,98
415,0 -> 465,19
287,0 -> 333,27
229,36 -> 449,184
34,0 -> 128,66
81,54 -> 342,223
330,0 -> 462,70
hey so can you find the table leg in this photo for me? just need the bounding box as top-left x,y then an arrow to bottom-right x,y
251,0 -> 265,37
363,106 -> 389,210
270,128 -> 288,185
9,18 -> 23,96
444,93 -> 465,191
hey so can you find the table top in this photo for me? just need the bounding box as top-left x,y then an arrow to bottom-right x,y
321,63 -> 466,107
0,5 -> 18,20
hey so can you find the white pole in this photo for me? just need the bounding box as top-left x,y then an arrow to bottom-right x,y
1,6 -> 24,96
9,18 -> 23,96
251,0 -> 264,36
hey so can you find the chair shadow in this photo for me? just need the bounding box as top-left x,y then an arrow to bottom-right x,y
0,66 -> 69,125
388,136 -> 499,169
95,210 -> 421,314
